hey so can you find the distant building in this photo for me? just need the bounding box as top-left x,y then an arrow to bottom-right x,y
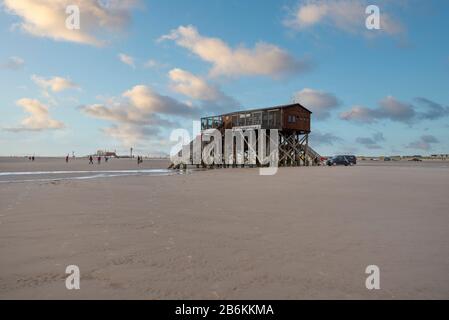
96,150 -> 118,157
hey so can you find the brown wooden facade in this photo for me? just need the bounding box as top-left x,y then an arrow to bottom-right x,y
201,103 -> 311,134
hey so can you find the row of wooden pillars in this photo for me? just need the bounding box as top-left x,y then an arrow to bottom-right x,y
172,130 -> 311,169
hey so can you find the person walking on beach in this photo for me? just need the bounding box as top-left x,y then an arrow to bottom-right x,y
89,155 -> 94,164
137,156 -> 143,165
66,154 -> 69,163
97,156 -> 101,165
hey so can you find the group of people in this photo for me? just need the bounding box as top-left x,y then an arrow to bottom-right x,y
27,156 -> 35,161
88,156 -> 109,164
137,156 -> 143,165
62,154 -> 144,165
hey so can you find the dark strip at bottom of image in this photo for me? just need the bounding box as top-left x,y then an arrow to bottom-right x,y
1,300 -> 447,318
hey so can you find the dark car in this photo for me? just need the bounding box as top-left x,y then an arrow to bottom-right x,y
326,155 -> 350,166
343,155 -> 357,165
409,158 -> 422,162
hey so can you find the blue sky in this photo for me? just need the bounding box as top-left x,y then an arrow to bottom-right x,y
0,0 -> 448,157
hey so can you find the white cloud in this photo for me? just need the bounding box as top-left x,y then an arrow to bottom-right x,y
293,3 -> 329,27
160,25 -> 311,78
81,85 -> 198,147
5,98 -> 65,132
118,53 -> 136,68
122,85 -> 197,116
340,105 -> 376,123
102,124 -> 160,148
293,88 -> 339,120
3,0 -> 140,46
169,68 -> 223,101
284,0 -> 404,37
168,68 -> 239,114
1,56 -> 25,70
31,75 -> 79,92
378,96 -> 416,122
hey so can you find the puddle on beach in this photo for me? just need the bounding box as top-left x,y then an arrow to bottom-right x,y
0,169 -> 190,183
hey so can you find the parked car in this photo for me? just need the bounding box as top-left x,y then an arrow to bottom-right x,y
326,155 -> 350,166
409,158 -> 422,162
384,157 -> 391,161
343,155 -> 357,165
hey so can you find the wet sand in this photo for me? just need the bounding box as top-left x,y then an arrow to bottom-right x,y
0,157 -> 448,299
0,157 -> 169,172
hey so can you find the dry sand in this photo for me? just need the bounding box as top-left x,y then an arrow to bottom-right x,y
0,157 -> 448,299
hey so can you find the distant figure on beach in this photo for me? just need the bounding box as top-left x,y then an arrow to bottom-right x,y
89,156 -> 94,164
66,155 -> 69,163
137,156 -> 143,165
105,157 -> 108,163
97,156 -> 101,165
28,156 -> 31,161
31,156 -> 35,162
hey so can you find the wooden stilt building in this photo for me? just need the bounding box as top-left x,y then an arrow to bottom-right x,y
171,103 -> 321,169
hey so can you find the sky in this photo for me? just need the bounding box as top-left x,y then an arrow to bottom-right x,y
0,0 -> 448,157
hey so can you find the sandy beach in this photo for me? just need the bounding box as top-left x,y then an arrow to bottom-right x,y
0,157 -> 448,299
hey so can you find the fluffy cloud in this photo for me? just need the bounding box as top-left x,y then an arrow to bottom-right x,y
168,68 -> 239,114
122,85 -> 198,116
355,132 -> 385,149
169,68 -> 222,101
340,105 -> 375,123
293,88 -> 340,120
160,25 -> 311,78
1,56 -> 25,70
406,135 -> 439,151
340,96 -> 415,124
31,75 -> 79,92
81,85 -> 198,146
284,0 -> 404,37
377,96 -> 416,122
5,98 -> 65,132
102,124 -> 160,148
118,53 -> 135,68
3,0 -> 139,46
